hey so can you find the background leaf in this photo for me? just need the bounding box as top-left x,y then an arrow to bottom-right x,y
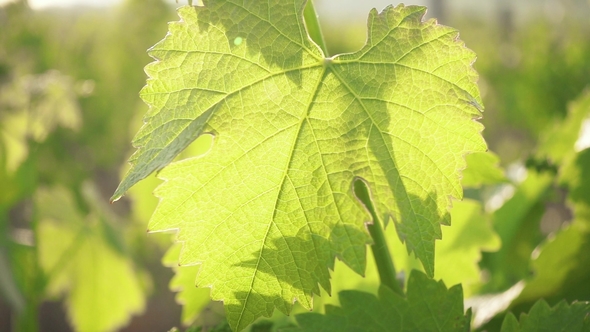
510,148 -> 590,311
162,244 -> 211,326
461,151 -> 507,188
36,187 -> 147,332
501,300 -> 590,332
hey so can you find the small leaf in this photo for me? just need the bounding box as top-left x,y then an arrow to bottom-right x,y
36,187 -> 146,332
512,151 -> 590,307
162,244 -> 211,325
537,90 -> 590,164
500,300 -> 590,332
292,270 -> 469,332
0,71 -> 82,172
462,151 -> 507,188
433,199 -> 500,293
513,220 -> 590,306
560,147 -> 590,216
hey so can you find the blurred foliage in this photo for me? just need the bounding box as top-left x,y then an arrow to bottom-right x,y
0,0 -> 176,331
455,14 -> 590,165
36,185 -> 147,332
1,0 -> 590,331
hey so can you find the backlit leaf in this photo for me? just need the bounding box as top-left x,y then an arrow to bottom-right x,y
114,2 -> 484,329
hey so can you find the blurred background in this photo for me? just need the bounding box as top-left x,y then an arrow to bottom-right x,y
1,0 -> 589,331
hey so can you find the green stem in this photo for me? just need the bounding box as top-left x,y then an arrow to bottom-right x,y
303,0 -> 329,56
353,179 -> 403,296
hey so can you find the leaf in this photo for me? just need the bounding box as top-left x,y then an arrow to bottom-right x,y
560,147 -> 590,216
321,200 -> 498,323
292,270 -> 470,332
500,300 -> 590,332
162,243 -> 211,325
461,151 -> 507,188
115,2 -> 484,329
512,149 -> 590,307
513,220 -> 590,307
36,187 -> 146,332
482,91 -> 590,293
433,199 -> 500,292
125,131 -> 214,227
481,170 -> 553,291
0,70 -> 82,172
537,90 -> 590,164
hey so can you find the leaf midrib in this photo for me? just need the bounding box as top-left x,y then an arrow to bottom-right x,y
236,62 -> 328,330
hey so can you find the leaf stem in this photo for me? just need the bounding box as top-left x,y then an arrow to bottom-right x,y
303,0 -> 329,56
353,179 -> 403,296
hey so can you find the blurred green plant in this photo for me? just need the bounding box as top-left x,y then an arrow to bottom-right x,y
0,0 -> 175,331
1,0 -> 590,331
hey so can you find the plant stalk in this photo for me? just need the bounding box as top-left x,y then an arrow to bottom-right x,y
353,179 -> 403,296
303,0 -> 329,56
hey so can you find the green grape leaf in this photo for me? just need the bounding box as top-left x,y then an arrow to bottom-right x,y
163,243 -> 211,325
513,220 -> 590,307
481,93 -> 590,293
0,71 -> 82,172
512,149 -> 590,307
510,93 -> 590,305
560,147 -> 590,216
36,187 -> 146,332
292,270 -> 470,332
501,300 -> 590,332
482,170 -> 553,290
114,2 -> 484,329
316,199 -> 499,309
537,90 -> 590,165
433,199 -> 500,292
388,199 -> 499,296
462,151 -> 507,188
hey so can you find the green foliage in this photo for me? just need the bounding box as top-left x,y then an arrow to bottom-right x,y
115,2 -> 485,329
36,186 -> 147,332
3,0 -> 590,331
501,300 -> 590,332
462,151 -> 507,188
0,1 -> 174,331
485,91 -> 590,293
512,140 -> 590,309
477,86 -> 590,331
466,18 -> 590,148
310,197 -> 500,314
292,271 -> 470,332
163,244 -> 211,325
0,70 -> 82,172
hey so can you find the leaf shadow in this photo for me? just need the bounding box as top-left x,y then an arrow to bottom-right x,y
234,222 -> 368,293
320,5 -> 480,274
225,190 -> 450,327
225,223 -> 368,327
189,0 -> 320,86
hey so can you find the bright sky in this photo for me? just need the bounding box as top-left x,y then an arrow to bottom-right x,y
0,0 -> 195,9
1,0 -> 429,12
0,0 -> 542,24
0,0 -> 117,9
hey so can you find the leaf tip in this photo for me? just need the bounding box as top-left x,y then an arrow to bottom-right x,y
110,182 -> 128,203
110,193 -> 122,204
